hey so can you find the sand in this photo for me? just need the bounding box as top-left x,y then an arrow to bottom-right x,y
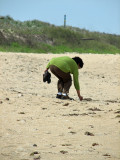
0,52 -> 120,160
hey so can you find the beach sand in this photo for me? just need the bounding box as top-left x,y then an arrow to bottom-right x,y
0,52 -> 120,160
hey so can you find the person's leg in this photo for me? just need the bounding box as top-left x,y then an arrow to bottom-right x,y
50,65 -> 72,98
61,75 -> 72,99
63,77 -> 72,94
57,79 -> 64,93
50,65 -> 64,96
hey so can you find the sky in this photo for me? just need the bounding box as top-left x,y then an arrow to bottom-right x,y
0,0 -> 120,35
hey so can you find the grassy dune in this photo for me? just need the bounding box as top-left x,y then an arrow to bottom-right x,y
0,16 -> 120,54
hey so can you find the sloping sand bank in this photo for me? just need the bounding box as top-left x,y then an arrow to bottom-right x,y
0,52 -> 120,160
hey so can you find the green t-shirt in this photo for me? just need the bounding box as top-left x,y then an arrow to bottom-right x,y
46,56 -> 80,90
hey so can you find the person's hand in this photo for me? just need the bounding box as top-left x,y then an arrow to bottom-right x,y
76,90 -> 83,101
44,68 -> 48,72
79,95 -> 83,101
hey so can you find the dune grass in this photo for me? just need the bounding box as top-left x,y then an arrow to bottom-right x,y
0,16 -> 120,54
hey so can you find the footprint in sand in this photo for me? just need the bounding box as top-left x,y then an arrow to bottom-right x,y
42,108 -> 47,110
69,131 -> 76,135
62,144 -> 72,146
5,98 -> 10,101
92,143 -> 99,146
83,98 -> 92,101
115,115 -> 120,118
63,103 -> 69,106
85,131 -> 94,136
103,153 -> 111,157
0,101 -> 3,104
30,151 -> 39,156
114,110 -> 120,114
18,112 -> 25,114
88,107 -> 102,111
33,144 -> 37,147
60,150 -> 68,154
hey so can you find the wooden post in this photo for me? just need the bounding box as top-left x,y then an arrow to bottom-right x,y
64,15 -> 66,27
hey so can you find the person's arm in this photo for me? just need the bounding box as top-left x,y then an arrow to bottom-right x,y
44,61 -> 50,72
76,90 -> 83,101
73,70 -> 83,101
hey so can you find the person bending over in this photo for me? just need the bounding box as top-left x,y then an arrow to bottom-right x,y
44,56 -> 84,101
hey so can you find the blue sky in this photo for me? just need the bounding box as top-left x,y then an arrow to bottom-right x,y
0,0 -> 120,35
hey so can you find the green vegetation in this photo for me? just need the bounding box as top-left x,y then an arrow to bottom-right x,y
0,15 -> 120,54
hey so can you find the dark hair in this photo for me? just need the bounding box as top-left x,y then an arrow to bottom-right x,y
72,57 -> 84,68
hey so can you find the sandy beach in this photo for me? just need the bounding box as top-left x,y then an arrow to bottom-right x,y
0,52 -> 120,160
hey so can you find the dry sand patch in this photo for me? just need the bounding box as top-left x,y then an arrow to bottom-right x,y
0,52 -> 120,160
